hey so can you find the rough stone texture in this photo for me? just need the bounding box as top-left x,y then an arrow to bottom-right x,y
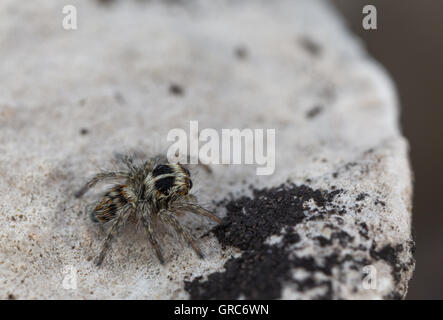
0,0 -> 414,299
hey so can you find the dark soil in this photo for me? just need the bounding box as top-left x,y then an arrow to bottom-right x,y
184,183 -> 357,299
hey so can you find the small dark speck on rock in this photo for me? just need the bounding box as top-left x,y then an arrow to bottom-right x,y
114,92 -> 125,104
356,193 -> 369,201
375,199 -> 386,207
306,105 -> 323,119
298,36 -> 322,56
234,46 -> 248,60
80,128 -> 89,135
169,83 -> 184,96
8,293 -> 16,300
359,222 -> 369,240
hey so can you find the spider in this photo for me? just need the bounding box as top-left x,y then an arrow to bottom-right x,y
75,154 -> 221,266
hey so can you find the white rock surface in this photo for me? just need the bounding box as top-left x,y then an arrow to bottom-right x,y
0,0 -> 414,299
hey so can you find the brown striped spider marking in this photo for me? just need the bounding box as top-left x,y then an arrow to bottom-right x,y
75,154 -> 221,266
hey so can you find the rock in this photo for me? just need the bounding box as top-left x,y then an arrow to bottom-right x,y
0,0 -> 414,299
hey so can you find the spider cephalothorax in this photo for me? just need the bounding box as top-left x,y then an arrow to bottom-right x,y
75,155 -> 221,266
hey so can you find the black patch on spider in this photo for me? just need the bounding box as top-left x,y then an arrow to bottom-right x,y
107,203 -> 118,216
155,176 -> 175,195
152,164 -> 174,177
182,165 -> 191,176
112,185 -> 123,193
116,192 -> 128,206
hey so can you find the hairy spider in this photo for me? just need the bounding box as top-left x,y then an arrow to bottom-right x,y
75,154 -> 221,266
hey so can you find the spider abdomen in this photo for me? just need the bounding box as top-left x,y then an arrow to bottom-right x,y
92,184 -> 131,223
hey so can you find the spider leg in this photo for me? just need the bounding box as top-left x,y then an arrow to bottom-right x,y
182,154 -> 212,174
121,154 -> 138,173
75,171 -> 128,198
138,206 -> 165,264
159,211 -> 204,259
94,206 -> 132,266
197,163 -> 212,174
172,202 -> 222,224
151,154 -> 169,166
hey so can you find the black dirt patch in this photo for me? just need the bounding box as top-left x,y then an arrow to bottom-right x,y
184,183 -> 353,299
358,222 -> 369,240
370,242 -> 415,288
370,244 -> 403,268
185,182 -> 414,299
212,184 -> 338,251
331,231 -> 354,248
315,235 -> 332,247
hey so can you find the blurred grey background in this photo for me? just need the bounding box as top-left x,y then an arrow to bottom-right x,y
331,0 -> 443,299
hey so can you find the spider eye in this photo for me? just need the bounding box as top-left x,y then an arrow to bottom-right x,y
155,176 -> 175,195
187,179 -> 193,189
152,164 -> 174,177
